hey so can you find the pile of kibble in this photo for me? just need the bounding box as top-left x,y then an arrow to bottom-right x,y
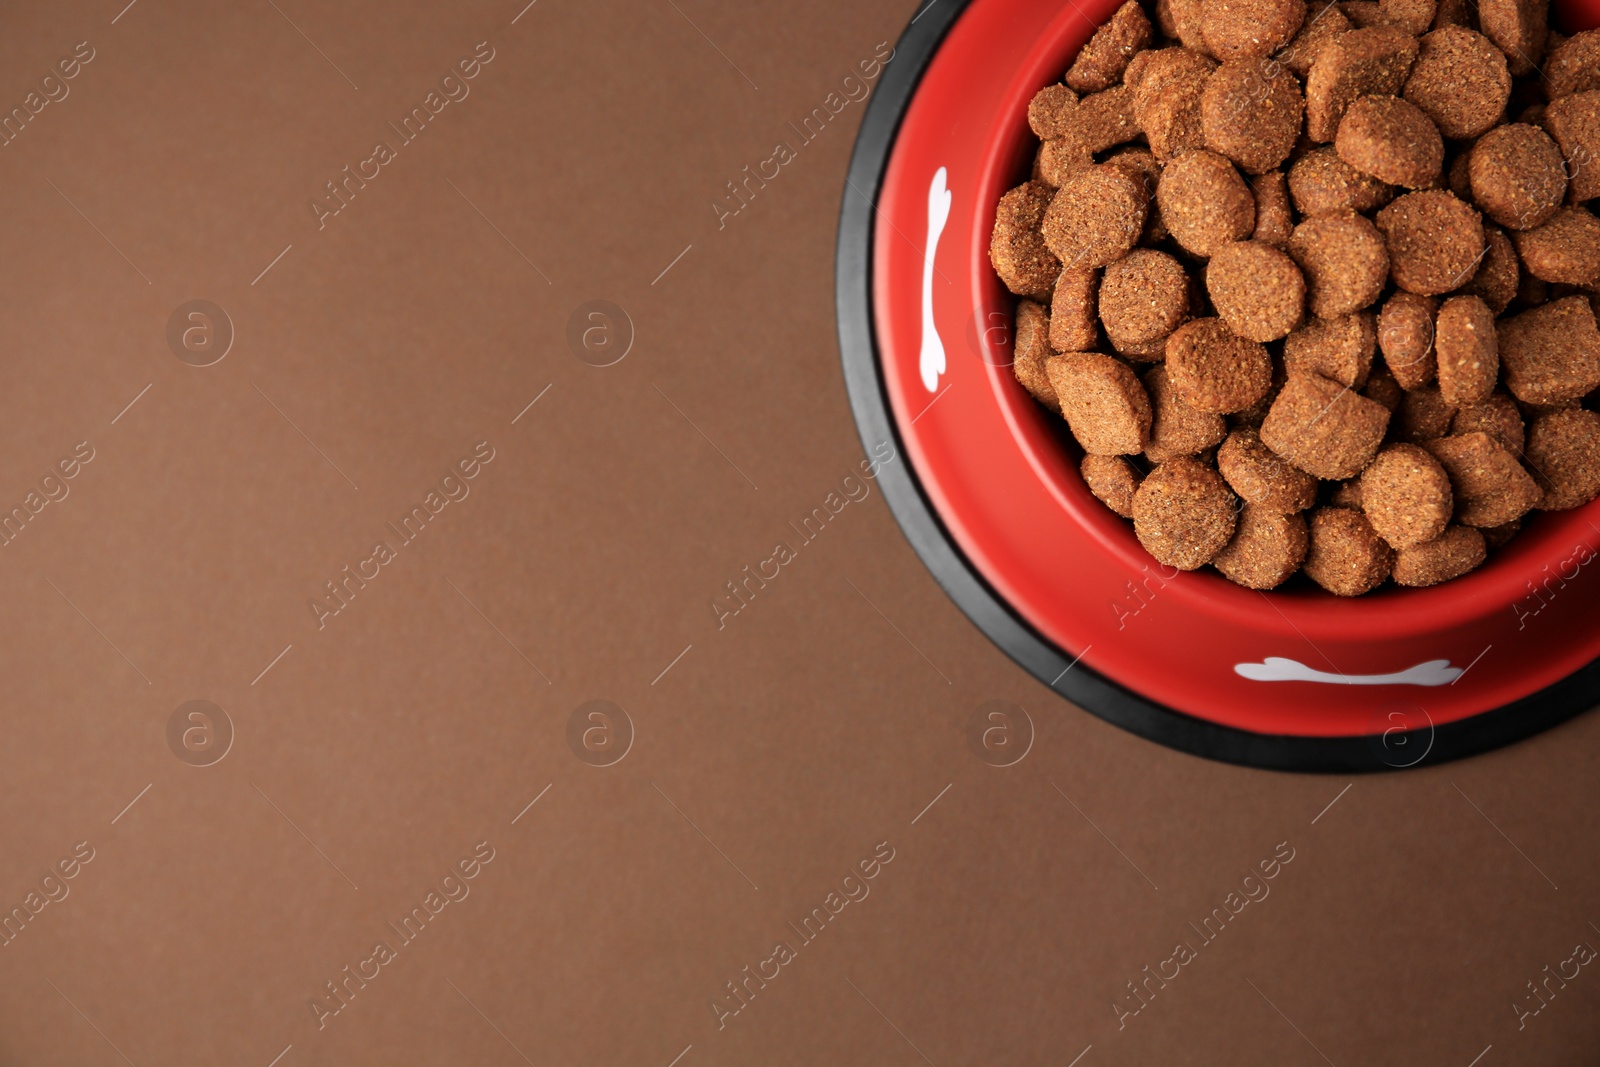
991,0 -> 1600,593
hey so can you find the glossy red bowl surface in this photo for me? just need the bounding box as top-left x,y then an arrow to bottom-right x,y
873,0 -> 1600,735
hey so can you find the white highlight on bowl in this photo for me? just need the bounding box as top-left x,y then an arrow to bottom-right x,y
920,166 -> 951,393
1234,657 -> 1463,686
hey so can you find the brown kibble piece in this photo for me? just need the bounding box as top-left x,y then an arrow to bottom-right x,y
1144,363 -> 1229,461
1477,0 -> 1546,76
1329,478 -> 1365,506
1202,60 -> 1306,173
1524,407 -> 1600,509
1434,294 -> 1498,404
1260,372 -> 1393,477
1218,427 -> 1320,510
1482,518 -> 1521,548
1543,30 -> 1600,99
1230,356 -> 1289,426
1012,300 -> 1060,411
1202,0 -> 1308,59
1393,525 -> 1487,584
1163,0 -> 1213,52
1165,318 -> 1275,412
1288,147 -> 1396,216
1124,47 -> 1156,91
1212,505 -> 1310,587
1252,171 -> 1295,247
1074,84 -> 1142,152
1050,269 -> 1100,353
1381,0 -> 1439,35
1394,384 -> 1456,442
1156,150 -> 1257,256
1464,225 -> 1519,313
1377,290 -> 1438,387
1037,136 -> 1095,187
990,182 -> 1062,299
1284,311 -> 1377,385
1374,190 -> 1486,295
1288,210 -> 1390,315
1542,91 -> 1600,203
1067,1 -> 1154,92
1081,454 -> 1143,517
1303,506 -> 1396,593
1028,85 -> 1079,139
1305,26 -> 1420,142
1359,442 -> 1454,546
1108,146 -> 1170,243
1496,295 -> 1600,402
1466,125 -> 1565,231
1046,352 -> 1153,455
1335,95 -> 1444,188
1206,241 -> 1307,340
1512,207 -> 1600,284
1363,364 -> 1406,410
1278,2 -> 1354,76
1132,457 -> 1240,569
1043,166 -> 1148,270
1131,49 -> 1216,161
1425,431 -> 1542,524
1451,391 -> 1525,454
1100,249 -> 1190,356
1401,27 -> 1511,139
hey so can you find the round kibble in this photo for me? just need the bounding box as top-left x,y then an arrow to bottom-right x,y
1451,391 -> 1525,454
1335,95 -> 1444,189
1482,517 -> 1521,548
1287,147 -> 1396,217
1394,385 -> 1457,443
1012,300 -> 1059,411
1081,453 -> 1143,516
1304,26 -> 1421,142
1046,352 -> 1153,455
1543,29 -> 1600,99
1359,442 -> 1454,548
1524,407 -> 1600,509
1252,171 -> 1294,247
990,182 -> 1062,299
1100,249 -> 1190,354
1512,207 -> 1600,285
1374,191 -> 1486,296
1287,211 -> 1390,316
1028,84 -> 1079,140
1434,294 -> 1498,405
1132,456 -> 1240,569
1283,312 -> 1376,386
1157,150 -> 1256,256
1206,240 -> 1306,341
1144,363 -> 1229,461
1217,427 -> 1319,510
1478,0 -> 1547,77
1401,27 -> 1512,139
1201,60 -> 1305,173
1211,504 -> 1310,588
1425,431 -> 1543,526
1392,525 -> 1488,585
1542,91 -> 1600,203
1165,317 -> 1275,412
1464,225 -> 1519,314
1303,506 -> 1396,594
1468,125 -> 1568,231
1050,269 -> 1100,353
1042,166 -> 1149,270
1496,296 -> 1600,404
1201,0 -> 1307,60
1377,290 -> 1437,388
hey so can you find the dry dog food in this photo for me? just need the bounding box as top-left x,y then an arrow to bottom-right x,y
993,0 -> 1600,594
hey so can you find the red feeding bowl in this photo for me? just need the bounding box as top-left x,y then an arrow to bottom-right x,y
837,0 -> 1600,769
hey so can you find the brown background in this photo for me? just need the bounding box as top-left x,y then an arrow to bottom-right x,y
0,0 -> 1597,1063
